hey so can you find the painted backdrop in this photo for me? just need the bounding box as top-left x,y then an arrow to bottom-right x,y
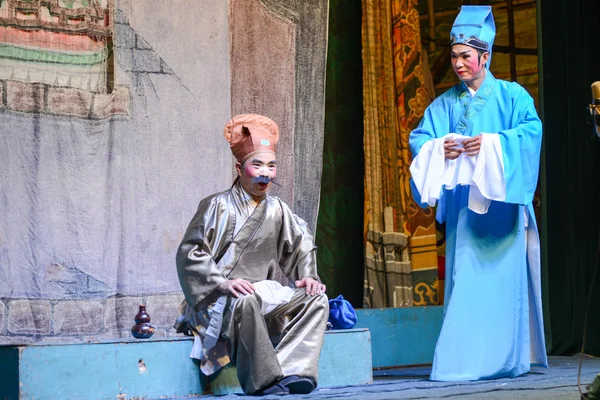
0,0 -> 328,344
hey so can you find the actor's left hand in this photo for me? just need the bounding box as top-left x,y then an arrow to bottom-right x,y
295,277 -> 326,296
462,134 -> 482,156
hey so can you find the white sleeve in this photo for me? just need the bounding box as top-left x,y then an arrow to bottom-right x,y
409,137 -> 447,207
468,133 -> 506,214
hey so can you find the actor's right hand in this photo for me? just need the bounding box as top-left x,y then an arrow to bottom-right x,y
295,277 -> 326,296
218,278 -> 256,298
444,138 -> 464,160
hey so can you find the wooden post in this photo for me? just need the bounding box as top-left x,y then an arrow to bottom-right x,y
507,0 -> 517,81
428,0 -> 436,51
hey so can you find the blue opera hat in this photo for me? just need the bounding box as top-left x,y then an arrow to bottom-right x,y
450,5 -> 496,69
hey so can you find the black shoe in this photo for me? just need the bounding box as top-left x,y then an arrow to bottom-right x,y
278,375 -> 316,394
255,380 -> 289,396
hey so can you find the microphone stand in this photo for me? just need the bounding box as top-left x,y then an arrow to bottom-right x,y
578,228 -> 600,399
579,104 -> 600,399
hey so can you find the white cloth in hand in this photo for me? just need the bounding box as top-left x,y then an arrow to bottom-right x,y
410,133 -> 506,214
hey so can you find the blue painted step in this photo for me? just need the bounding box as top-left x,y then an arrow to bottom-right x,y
0,338 -> 200,400
355,306 -> 443,368
0,328 -> 372,400
205,328 -> 373,395
0,306 -> 444,399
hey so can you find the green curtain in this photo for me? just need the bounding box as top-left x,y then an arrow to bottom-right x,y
539,0 -> 600,356
316,0 -> 364,308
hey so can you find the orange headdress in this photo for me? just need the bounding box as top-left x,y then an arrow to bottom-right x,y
223,114 -> 279,163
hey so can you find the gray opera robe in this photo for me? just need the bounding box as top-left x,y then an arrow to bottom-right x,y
175,182 -> 328,394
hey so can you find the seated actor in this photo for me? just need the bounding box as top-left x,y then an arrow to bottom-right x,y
175,114 -> 328,396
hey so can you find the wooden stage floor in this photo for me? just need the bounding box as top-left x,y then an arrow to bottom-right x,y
176,355 -> 599,399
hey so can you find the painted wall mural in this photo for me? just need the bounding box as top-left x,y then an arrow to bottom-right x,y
0,0 -> 128,118
0,0 -> 233,343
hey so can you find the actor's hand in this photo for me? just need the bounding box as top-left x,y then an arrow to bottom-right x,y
444,138 -> 464,160
462,135 -> 482,156
295,277 -> 326,296
218,278 -> 255,298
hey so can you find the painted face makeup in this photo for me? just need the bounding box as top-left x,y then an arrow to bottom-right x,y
237,152 -> 277,201
450,44 -> 489,89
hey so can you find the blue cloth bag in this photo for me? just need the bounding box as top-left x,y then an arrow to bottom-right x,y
328,295 -> 357,329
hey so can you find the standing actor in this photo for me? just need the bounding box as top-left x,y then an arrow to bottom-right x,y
409,6 -> 548,381
175,114 -> 328,395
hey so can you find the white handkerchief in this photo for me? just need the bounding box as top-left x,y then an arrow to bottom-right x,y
253,280 -> 295,315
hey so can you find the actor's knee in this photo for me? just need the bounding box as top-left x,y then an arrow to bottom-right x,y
311,293 -> 328,309
233,293 -> 261,314
316,293 -> 328,303
296,289 -> 327,302
302,292 -> 329,315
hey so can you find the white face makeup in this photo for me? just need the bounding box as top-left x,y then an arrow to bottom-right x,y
450,44 -> 489,90
236,152 -> 277,201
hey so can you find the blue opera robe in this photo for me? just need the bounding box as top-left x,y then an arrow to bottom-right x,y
409,72 -> 548,381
